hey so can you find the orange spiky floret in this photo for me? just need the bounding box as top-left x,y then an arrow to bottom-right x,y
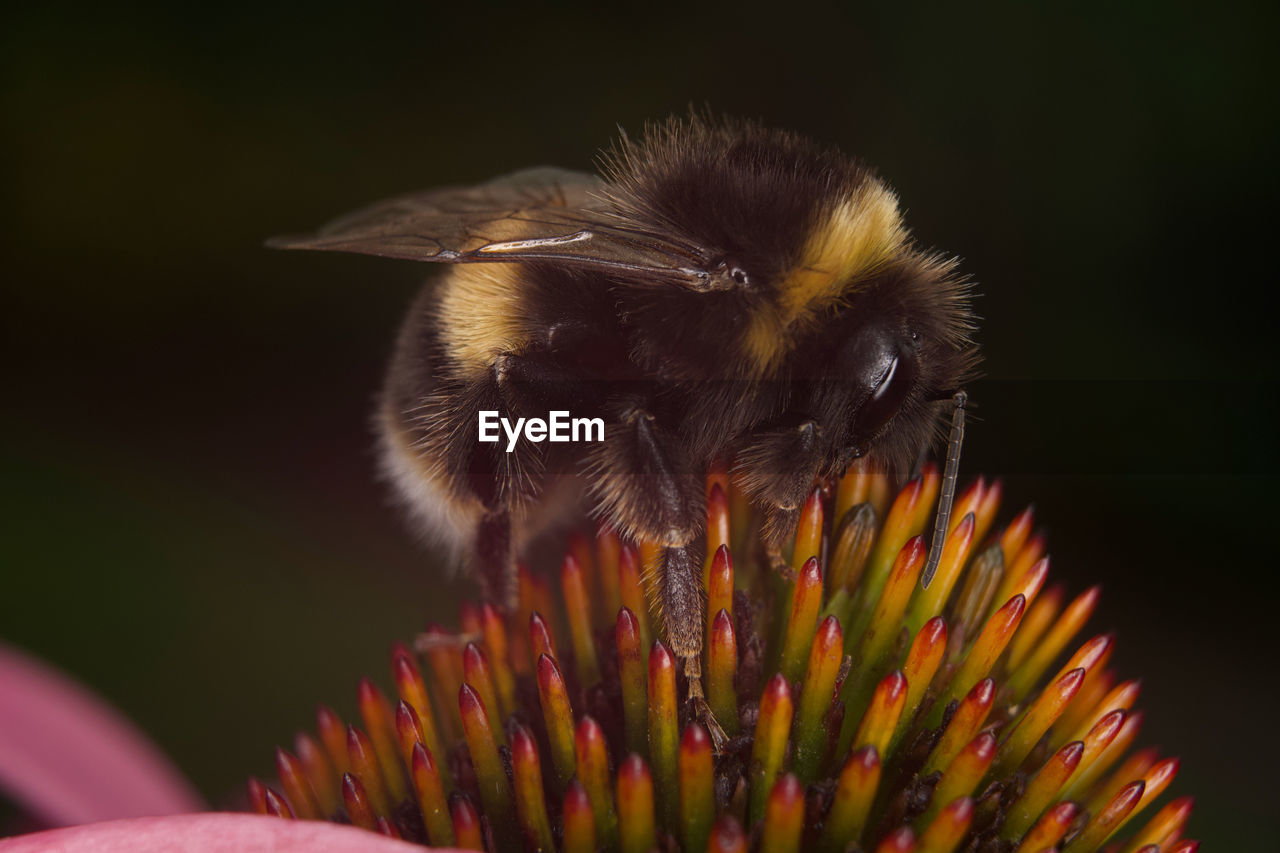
251,473 -> 1194,851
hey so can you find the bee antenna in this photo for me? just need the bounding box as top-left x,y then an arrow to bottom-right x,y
920,390 -> 967,589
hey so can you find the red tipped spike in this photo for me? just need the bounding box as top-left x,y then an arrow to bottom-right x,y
936,594 -> 1026,721
618,546 -> 651,653
479,603 -> 516,715
779,556 -> 824,682
449,794 -> 484,851
793,615 -> 845,781
892,617 -> 948,754
294,732 -> 340,817
1012,801 -> 1079,853
510,725 -> 555,852
1064,780 -> 1145,851
854,536 -> 926,673
1083,741 -> 1158,814
617,754 -> 657,853
1007,585 -> 1102,698
596,523 -> 623,624
875,826 -> 915,853
576,716 -> 618,847
1069,708 -> 1127,786
918,795 -> 974,853
994,667 -> 1086,776
535,653 -> 576,787
1127,795 -> 1195,850
561,552 -> 601,685
419,624 -> 464,737
922,732 -> 997,827
529,611 -> 558,663
458,684 -> 514,849
707,815 -> 748,853
998,506 -> 1035,563
246,778 -> 268,815
274,747 -> 321,820
792,489 -> 824,572
409,743 -> 453,847
1135,757 -> 1181,813
1001,740 -> 1085,839
972,478 -> 1002,544
562,780 -> 597,853
679,724 -> 715,853
706,544 -> 734,634
461,643 -> 504,746
340,773 -> 375,830
345,726 -> 392,818
394,700 -> 424,768
707,609 -> 739,737
648,642 -> 679,828
315,706 -> 349,777
821,746 -> 881,853
925,677 -> 996,774
759,774 -> 805,853
357,678 -> 410,804
749,673 -> 794,823
389,649 -> 448,788
704,484 -> 731,587
262,787 -> 294,819
849,670 -> 908,760
616,607 -> 648,756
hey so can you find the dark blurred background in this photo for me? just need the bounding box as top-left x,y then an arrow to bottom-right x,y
2,1 -> 1276,845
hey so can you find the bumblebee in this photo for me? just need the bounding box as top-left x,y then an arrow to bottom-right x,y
271,116 -> 977,719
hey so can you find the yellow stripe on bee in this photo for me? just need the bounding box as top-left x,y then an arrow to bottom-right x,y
438,263 -> 532,373
783,183 -> 906,319
745,180 -> 906,374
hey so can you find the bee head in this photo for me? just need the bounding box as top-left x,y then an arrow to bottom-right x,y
789,250 -> 977,480
606,114 -> 977,470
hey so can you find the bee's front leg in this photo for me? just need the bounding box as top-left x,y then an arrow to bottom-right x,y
733,420 -> 827,578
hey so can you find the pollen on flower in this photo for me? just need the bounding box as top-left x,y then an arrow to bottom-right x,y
250,466 -> 1196,851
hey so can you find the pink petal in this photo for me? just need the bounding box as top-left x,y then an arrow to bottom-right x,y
0,813 -> 466,852
0,643 -> 205,826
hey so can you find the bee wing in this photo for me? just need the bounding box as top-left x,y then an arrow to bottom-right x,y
268,167 -> 726,289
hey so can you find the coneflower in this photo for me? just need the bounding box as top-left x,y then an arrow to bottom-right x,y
250,462 -> 1196,852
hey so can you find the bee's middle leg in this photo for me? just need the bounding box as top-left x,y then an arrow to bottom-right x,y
588,404 -> 704,641
587,404 -> 729,745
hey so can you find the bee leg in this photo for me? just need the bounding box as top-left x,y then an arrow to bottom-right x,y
450,353 -> 551,610
735,420 -> 826,578
661,543 -> 729,752
658,544 -> 702,678
588,405 -> 729,747
762,506 -> 802,581
474,508 -> 516,609
588,403 -> 704,553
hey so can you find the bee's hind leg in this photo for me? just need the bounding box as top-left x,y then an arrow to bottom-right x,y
474,507 -> 517,609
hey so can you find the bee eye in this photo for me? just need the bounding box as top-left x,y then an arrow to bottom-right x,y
850,346 -> 918,442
